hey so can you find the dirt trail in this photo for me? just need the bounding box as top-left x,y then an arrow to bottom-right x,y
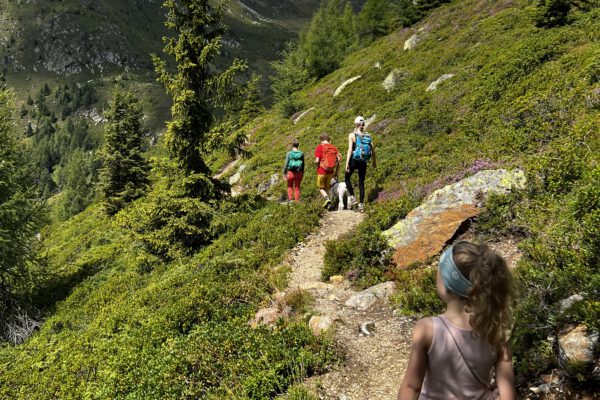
286,210 -> 414,400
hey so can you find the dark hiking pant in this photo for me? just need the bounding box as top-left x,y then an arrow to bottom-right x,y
345,158 -> 367,204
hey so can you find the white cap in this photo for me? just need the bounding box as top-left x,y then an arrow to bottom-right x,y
354,116 -> 365,125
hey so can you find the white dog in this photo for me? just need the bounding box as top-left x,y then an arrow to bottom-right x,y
330,178 -> 350,211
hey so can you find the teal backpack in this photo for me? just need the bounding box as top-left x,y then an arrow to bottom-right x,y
352,132 -> 372,161
287,150 -> 304,171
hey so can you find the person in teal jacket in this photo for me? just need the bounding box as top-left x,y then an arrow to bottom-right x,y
282,138 -> 305,202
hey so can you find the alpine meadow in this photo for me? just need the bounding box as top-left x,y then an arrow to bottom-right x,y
0,0 -> 598,399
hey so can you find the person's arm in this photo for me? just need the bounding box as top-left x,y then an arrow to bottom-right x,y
282,152 -> 290,177
495,343 -> 516,400
315,146 -> 321,169
345,133 -> 354,172
398,318 -> 432,400
300,153 -> 305,173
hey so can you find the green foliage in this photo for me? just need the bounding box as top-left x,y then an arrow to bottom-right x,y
282,384 -> 319,400
270,42 -> 311,117
115,163 -> 218,260
323,197 -> 418,287
356,0 -> 422,41
0,195 -> 329,398
476,119 -> 599,379
534,0 -> 573,27
152,0 -> 247,192
300,0 -> 359,79
0,86 -> 45,339
99,88 -> 150,215
53,149 -> 100,220
390,267 -> 444,316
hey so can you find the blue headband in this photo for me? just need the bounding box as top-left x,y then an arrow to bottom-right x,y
439,245 -> 472,298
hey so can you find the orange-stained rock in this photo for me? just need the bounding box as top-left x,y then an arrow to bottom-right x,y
393,204 -> 478,269
382,169 -> 527,269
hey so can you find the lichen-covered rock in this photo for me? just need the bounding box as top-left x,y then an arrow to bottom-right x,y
345,281 -> 396,311
309,315 -> 336,336
382,69 -> 407,92
228,164 -> 246,185
558,325 -> 599,378
404,34 -> 421,51
382,169 -> 526,268
426,73 -> 455,92
249,306 -> 291,328
293,107 -> 316,124
365,114 -> 377,128
257,173 -> 279,193
364,281 -> 396,299
334,76 -> 361,97
559,294 -> 585,313
345,292 -> 377,311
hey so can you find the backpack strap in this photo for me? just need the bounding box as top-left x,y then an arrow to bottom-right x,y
437,316 -> 491,390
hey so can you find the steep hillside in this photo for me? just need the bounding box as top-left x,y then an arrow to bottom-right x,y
0,0 -> 365,89
0,0 -> 598,398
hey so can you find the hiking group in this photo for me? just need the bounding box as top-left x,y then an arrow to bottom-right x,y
282,115 -> 376,211
282,119 -> 519,399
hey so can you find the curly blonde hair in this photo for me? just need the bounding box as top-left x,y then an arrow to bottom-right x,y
453,242 -> 516,347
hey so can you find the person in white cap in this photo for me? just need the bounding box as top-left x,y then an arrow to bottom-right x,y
344,115 -> 376,211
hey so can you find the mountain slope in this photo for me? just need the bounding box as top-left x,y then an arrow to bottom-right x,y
0,0 -> 598,398
0,0 -> 365,78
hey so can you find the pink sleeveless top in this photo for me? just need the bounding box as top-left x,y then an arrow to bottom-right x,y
419,316 -> 498,400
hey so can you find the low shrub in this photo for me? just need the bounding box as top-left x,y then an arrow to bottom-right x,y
323,197 -> 418,287
390,266 -> 444,316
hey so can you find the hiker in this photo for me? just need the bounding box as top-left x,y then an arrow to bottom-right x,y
345,115 -> 376,212
397,241 -> 517,400
282,138 -> 304,202
315,133 -> 341,209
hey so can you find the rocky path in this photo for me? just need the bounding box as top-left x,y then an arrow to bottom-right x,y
285,210 -> 414,400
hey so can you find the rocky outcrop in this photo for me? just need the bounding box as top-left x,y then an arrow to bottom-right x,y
557,325 -> 599,378
365,114 -> 377,128
228,164 -> 246,185
257,174 -> 279,193
293,107 -> 316,124
334,76 -> 361,97
309,315 -> 337,336
382,169 -> 526,268
344,281 -> 396,311
426,73 -> 455,92
249,306 -> 291,328
404,34 -> 421,51
382,69 -> 408,92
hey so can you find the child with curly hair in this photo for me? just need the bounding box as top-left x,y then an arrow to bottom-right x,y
398,241 -> 517,400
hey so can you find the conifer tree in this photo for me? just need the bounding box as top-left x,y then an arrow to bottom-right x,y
99,89 -> 149,215
152,0 -> 247,199
0,85 -> 44,328
270,42 -> 310,117
300,0 -> 358,79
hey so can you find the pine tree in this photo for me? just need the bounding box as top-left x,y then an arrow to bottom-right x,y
270,42 -> 310,117
99,89 -> 149,215
0,85 -> 44,330
300,0 -> 359,79
152,0 -> 247,198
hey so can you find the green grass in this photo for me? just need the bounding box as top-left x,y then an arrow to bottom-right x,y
1,0 -> 598,396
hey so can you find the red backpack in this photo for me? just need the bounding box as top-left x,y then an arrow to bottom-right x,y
319,144 -> 339,173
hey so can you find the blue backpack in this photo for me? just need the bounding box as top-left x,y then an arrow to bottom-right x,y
352,132 -> 372,161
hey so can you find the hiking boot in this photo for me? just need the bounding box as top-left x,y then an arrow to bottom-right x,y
357,203 -> 364,212
323,198 -> 332,209
348,195 -> 357,209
